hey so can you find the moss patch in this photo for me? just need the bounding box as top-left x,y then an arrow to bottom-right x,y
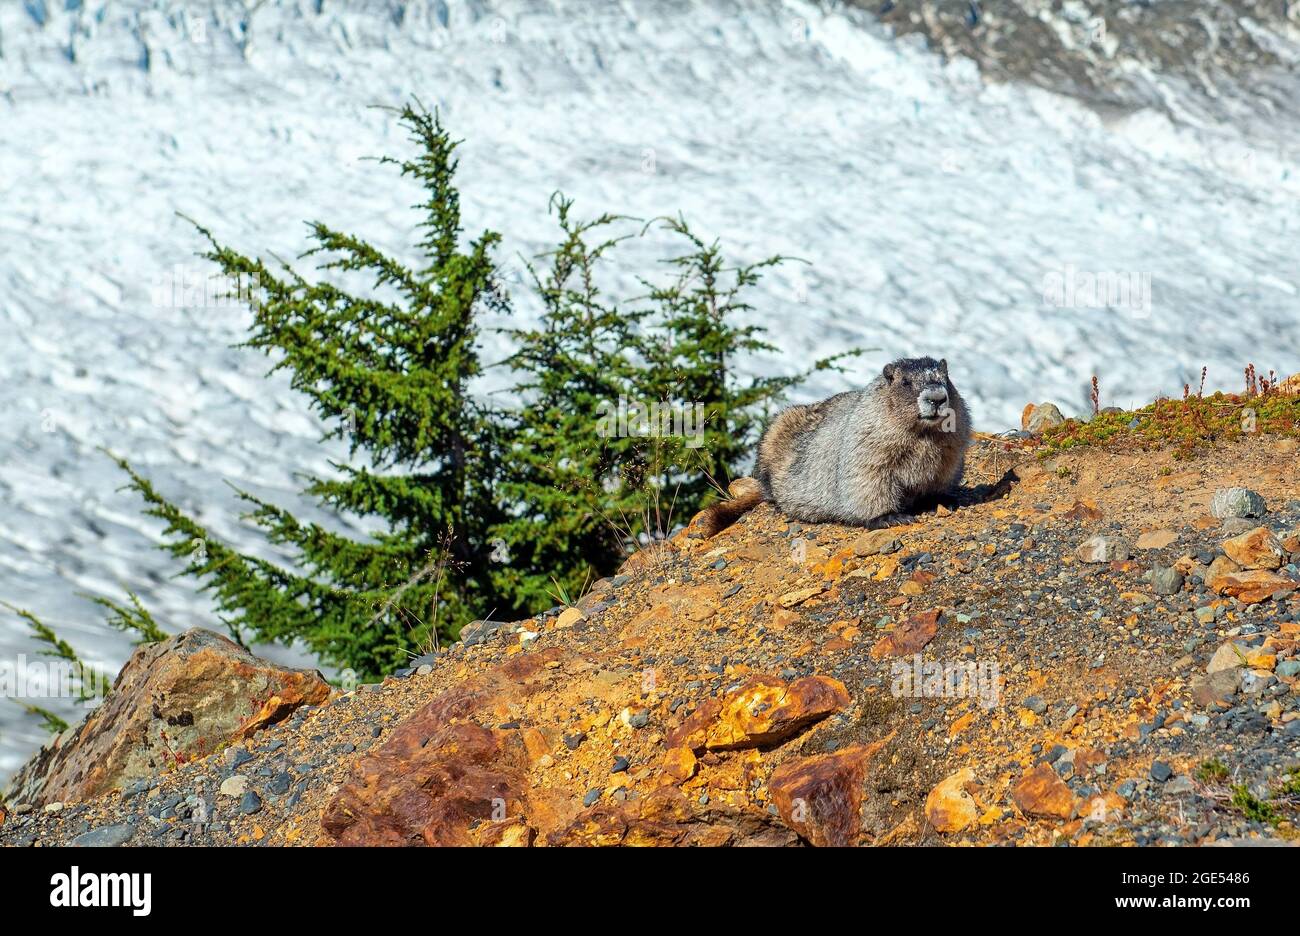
1038,392 -> 1300,459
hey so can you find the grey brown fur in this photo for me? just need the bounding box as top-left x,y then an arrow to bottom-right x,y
695,357 -> 971,535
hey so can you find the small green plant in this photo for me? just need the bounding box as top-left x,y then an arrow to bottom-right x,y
87,591 -> 167,645
12,703 -> 70,735
1196,758 -> 1229,783
544,570 -> 592,611
1231,784 -> 1279,826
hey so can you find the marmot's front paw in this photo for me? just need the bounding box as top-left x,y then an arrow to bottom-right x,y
866,511 -> 916,530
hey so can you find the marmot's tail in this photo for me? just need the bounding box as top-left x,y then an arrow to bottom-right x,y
688,477 -> 764,538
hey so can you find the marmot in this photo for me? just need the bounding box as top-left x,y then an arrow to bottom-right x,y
696,357 -> 971,535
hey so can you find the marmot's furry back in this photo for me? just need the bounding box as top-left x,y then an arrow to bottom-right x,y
693,357 -> 971,536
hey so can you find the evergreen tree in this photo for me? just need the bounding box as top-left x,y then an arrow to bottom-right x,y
116,103 -> 505,678
489,195 -> 653,611
636,215 -> 863,509
495,210 -> 864,606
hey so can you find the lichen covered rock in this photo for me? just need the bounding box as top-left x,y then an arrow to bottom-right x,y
5,629 -> 330,807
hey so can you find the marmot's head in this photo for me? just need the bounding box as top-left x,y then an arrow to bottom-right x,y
880,357 -> 961,432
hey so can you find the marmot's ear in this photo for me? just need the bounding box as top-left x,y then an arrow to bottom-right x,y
883,363 -> 897,382
938,358 -> 948,375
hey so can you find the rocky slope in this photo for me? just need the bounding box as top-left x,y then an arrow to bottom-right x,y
3,432 -> 1300,846
867,0 -> 1300,119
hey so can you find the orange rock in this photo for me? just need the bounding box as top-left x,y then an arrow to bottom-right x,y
777,585 -> 825,608
1073,748 -> 1106,776
554,607 -> 587,629
769,736 -> 890,846
813,554 -> 847,580
874,557 -> 901,580
949,711 -> 976,737
662,746 -> 698,782
628,787 -> 690,829
1012,764 -> 1076,820
322,649 -> 566,846
1207,554 -> 1242,581
474,818 -> 535,847
1245,648 -> 1277,670
522,727 -> 552,762
664,698 -> 724,751
703,674 -> 851,751
1210,569 -> 1297,604
1136,529 -> 1178,550
852,529 -> 902,557
900,570 -> 937,596
870,609 -> 942,659
925,767 -> 980,833
1221,527 -> 1285,570
1064,500 -> 1103,521
769,609 -> 799,631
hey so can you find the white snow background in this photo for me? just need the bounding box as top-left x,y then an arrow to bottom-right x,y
1,0 -> 1298,778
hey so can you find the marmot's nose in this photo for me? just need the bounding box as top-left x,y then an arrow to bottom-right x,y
920,388 -> 948,407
